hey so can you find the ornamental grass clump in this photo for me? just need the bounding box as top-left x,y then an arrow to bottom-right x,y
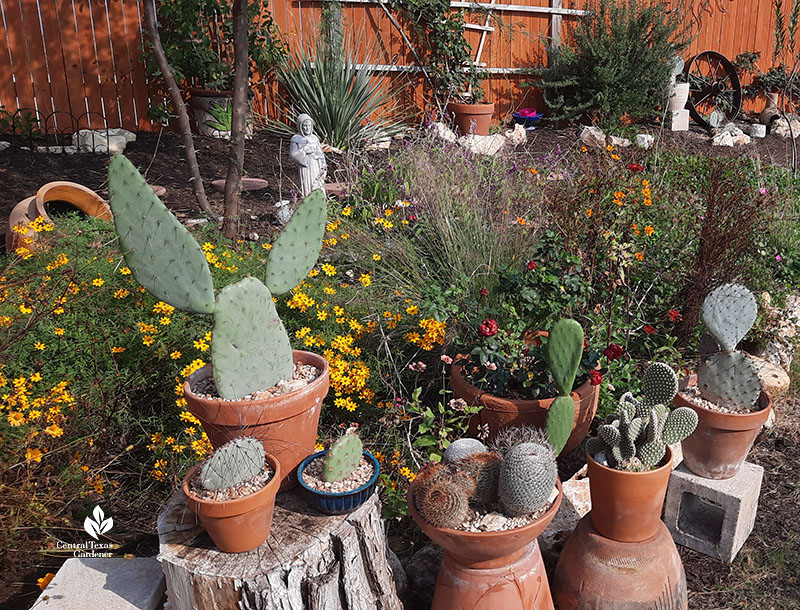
108,155 -> 327,400
585,362 -> 698,470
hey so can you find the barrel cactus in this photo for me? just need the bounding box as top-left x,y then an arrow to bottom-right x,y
585,363 -> 698,470
200,436 -> 266,491
697,284 -> 762,411
107,155 -> 327,400
498,440 -> 558,517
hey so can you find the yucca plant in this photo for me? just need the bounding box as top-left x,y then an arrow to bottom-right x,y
267,36 -> 405,150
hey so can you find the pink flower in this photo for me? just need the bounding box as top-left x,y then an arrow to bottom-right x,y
479,288 -> 489,297
760,187 -> 767,195
485,362 -> 498,371
478,319 -> 498,337
440,354 -> 453,365
408,361 -> 427,372
776,254 -> 783,262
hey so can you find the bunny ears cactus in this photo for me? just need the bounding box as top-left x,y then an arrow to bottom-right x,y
697,284 -> 762,410
107,155 -> 327,400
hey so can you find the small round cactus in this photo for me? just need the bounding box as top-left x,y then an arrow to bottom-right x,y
412,462 -> 472,528
454,451 -> 502,505
498,442 -> 557,517
443,438 -> 486,463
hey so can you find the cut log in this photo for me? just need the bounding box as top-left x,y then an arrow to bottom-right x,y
157,490 -> 402,610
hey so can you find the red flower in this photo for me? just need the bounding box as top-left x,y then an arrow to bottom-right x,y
643,324 -> 656,335
627,163 -> 644,172
478,319 -> 498,337
527,260 -> 537,271
603,343 -> 623,360
583,338 -> 588,350
479,288 -> 489,297
667,309 -> 683,321
589,370 -> 603,386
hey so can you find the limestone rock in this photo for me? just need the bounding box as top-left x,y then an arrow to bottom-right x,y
636,134 -> 654,149
610,135 -> 632,148
772,116 -> 800,138
430,121 -> 457,143
404,545 -> 443,610
750,355 -> 791,396
73,128 -> 136,154
0,141 -> 10,152
540,465 -> 590,568
504,123 -> 527,146
458,133 -> 507,156
580,125 -> 606,148
712,131 -> 735,146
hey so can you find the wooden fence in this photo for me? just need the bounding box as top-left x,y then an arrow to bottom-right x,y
0,0 -> 793,132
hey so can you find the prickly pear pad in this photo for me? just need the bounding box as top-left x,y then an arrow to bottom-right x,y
265,189 -> 327,295
211,277 -> 293,400
107,155 -> 215,314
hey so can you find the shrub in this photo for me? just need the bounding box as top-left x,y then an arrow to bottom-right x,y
533,0 -> 693,128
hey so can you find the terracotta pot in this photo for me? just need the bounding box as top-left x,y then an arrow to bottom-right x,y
182,453 -> 281,553
587,446 -> 673,543
189,87 -> 253,138
455,342 -> 599,455
668,82 -> 690,111
408,480 -> 562,610
184,351 -> 330,491
674,374 -> 772,480
552,515 -> 688,610
446,102 -> 495,136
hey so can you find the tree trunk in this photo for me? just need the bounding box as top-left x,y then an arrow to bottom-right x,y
141,0 -> 212,216
221,0 -> 249,239
158,490 -> 403,610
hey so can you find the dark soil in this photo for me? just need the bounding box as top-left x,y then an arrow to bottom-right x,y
1,124 -> 799,609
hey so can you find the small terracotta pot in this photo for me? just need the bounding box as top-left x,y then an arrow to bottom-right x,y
408,480 -> 562,610
182,454 -> 281,553
185,351 -> 330,491
454,337 -> 599,454
446,102 -> 495,136
674,374 -> 772,480
587,447 -> 673,543
553,515 -> 688,610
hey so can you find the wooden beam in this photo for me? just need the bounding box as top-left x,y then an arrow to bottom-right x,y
320,0 -> 587,16
550,0 -> 563,47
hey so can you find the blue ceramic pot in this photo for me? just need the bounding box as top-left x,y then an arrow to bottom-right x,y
297,450 -> 380,515
512,111 -> 542,127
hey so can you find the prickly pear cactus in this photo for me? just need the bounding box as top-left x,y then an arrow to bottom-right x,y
200,436 -> 266,491
698,351 -> 761,410
701,283 -> 757,352
641,362 -> 678,407
108,155 -> 215,314
498,441 -> 557,517
443,438 -> 486,463
545,319 -> 584,455
264,189 -> 327,295
322,432 -> 363,482
211,277 -> 293,400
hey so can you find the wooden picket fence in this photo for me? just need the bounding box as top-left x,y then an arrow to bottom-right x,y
0,0 -> 792,133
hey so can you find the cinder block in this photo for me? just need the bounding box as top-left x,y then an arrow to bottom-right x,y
663,461 -> 763,562
33,557 -> 165,609
670,109 -> 690,131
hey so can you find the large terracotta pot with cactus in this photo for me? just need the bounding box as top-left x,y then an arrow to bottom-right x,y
183,436 -> 281,553
107,156 -> 330,490
553,363 -> 698,610
673,284 -> 773,479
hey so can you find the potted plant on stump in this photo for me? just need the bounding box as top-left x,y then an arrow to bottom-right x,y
553,363 -> 698,610
183,436 -> 281,553
673,284 -> 772,479
107,155 -> 330,490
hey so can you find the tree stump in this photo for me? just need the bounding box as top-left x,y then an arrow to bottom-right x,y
157,490 -> 403,610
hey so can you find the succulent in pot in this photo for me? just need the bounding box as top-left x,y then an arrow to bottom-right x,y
107,155 -> 330,488
584,362 -> 698,542
182,436 -> 281,553
674,283 -> 772,479
297,427 -> 379,515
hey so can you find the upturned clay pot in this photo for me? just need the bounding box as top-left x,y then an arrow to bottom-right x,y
183,453 -> 281,553
184,351 -> 330,491
446,102 -> 495,136
674,374 -> 772,479
408,480 -> 562,610
455,333 -> 599,454
759,92 -> 780,126
586,447 -> 673,543
552,515 -> 688,610
668,82 -> 691,111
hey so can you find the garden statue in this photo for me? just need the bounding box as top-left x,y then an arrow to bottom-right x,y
290,113 -> 327,197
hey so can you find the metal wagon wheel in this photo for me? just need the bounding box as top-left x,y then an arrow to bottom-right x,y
683,51 -> 742,129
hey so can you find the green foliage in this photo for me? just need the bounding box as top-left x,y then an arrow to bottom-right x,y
532,0 -> 693,128
0,107 -> 42,140
144,0 -> 286,91
269,37 -> 403,150
404,387 -> 481,462
203,101 -> 233,132
387,0 -> 485,103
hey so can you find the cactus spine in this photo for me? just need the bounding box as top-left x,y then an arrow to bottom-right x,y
697,284 -> 762,410
322,430 -> 363,482
107,155 -> 327,400
200,436 -> 266,490
545,318 -> 584,455
586,363 -> 698,470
